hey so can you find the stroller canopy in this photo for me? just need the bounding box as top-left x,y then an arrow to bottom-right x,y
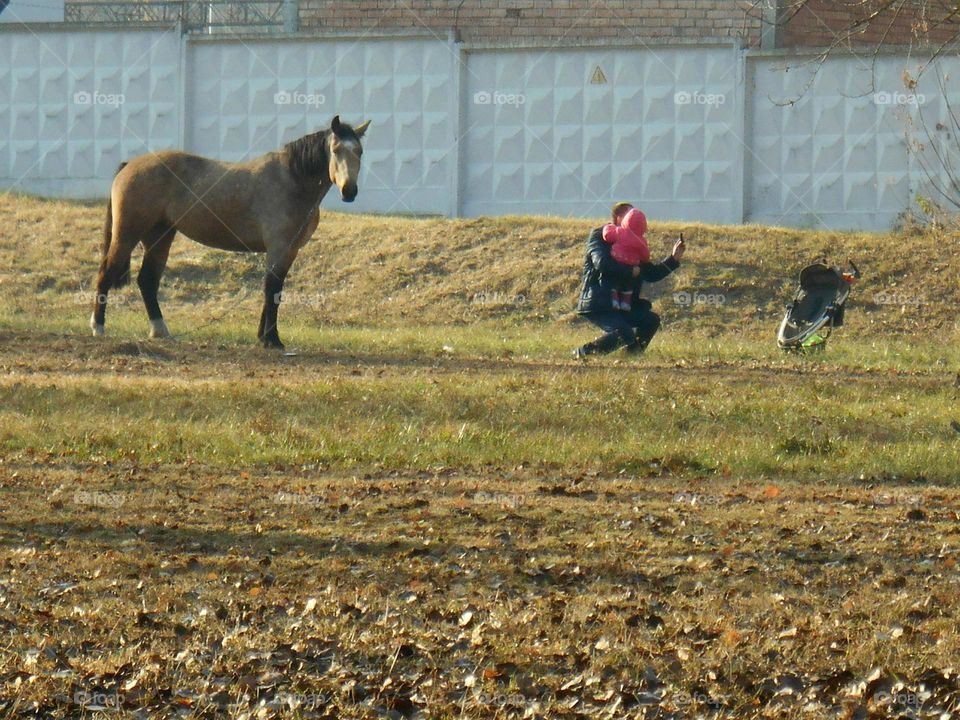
794,264 -> 846,320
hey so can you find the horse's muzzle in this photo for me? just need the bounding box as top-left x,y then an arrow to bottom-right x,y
341,184 -> 358,202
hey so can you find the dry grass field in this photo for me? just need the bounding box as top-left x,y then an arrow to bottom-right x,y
1,194 -> 959,718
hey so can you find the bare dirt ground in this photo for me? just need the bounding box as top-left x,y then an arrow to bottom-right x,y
3,461 -> 960,719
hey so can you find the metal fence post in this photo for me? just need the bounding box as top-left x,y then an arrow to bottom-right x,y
734,44 -> 749,224
283,0 -> 297,33
760,0 -> 784,49
178,20 -> 188,152
449,29 -> 463,218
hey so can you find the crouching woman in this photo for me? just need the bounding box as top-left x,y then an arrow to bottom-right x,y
574,202 -> 685,357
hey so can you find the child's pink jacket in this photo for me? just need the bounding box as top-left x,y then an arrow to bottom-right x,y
602,208 -> 650,265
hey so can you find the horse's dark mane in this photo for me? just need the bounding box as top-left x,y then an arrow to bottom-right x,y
284,122 -> 362,179
284,130 -> 329,178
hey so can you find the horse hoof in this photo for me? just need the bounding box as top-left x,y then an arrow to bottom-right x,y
90,313 -> 105,337
261,337 -> 285,351
149,319 -> 171,339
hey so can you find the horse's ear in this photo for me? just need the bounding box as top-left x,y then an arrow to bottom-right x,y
331,115 -> 342,133
354,119 -> 371,138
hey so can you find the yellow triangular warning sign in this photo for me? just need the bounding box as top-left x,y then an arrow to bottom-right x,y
590,66 -> 607,85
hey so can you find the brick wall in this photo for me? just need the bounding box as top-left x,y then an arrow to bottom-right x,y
779,0 -> 957,48
298,0 -> 764,45
57,0 -> 958,48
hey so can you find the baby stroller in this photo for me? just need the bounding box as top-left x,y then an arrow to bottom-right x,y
777,261 -> 861,351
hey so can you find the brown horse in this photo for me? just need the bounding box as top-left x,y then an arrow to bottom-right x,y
91,115 -> 370,349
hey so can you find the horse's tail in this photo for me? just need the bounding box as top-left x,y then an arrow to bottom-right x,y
100,162 -> 130,288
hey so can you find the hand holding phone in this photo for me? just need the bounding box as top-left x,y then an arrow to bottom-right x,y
673,232 -> 686,261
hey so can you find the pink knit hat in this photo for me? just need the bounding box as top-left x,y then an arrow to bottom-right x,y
602,207 -> 650,264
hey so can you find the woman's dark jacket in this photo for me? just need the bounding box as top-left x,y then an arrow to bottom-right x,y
576,227 -> 680,314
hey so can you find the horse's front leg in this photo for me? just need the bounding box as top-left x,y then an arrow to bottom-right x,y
258,210 -> 319,349
258,243 -> 304,350
259,264 -> 289,349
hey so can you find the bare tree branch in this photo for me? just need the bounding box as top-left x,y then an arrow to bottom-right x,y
747,0 -> 960,215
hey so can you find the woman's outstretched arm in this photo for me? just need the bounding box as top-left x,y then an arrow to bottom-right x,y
640,238 -> 684,282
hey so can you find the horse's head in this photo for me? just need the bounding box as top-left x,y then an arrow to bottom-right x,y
327,115 -> 370,203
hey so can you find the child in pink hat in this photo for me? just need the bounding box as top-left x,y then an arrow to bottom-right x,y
602,206 -> 650,310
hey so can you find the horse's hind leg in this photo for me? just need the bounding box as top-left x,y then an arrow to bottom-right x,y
92,232 -> 138,337
138,224 -> 176,339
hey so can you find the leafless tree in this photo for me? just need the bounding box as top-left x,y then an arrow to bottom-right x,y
745,0 -> 960,213
747,1 -> 960,57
